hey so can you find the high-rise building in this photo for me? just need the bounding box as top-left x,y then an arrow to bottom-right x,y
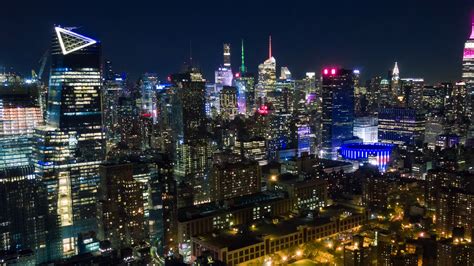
378,108 -> 425,147
210,159 -> 261,201
215,44 -> 233,87
462,16 -> 474,139
256,36 -> 276,102
391,62 -> 400,96
170,68 -> 211,204
320,68 -> 355,160
437,239 -> 474,266
0,85 -> 43,169
139,73 -> 159,123
401,78 -> 424,109
0,166 -> 48,263
219,86 -> 238,120
33,26 -> 104,259
97,163 -> 145,250
103,60 -> 125,153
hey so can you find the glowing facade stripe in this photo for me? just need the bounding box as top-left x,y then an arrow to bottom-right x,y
55,27 -> 97,55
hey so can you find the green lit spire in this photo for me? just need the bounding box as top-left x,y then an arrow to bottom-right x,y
240,39 -> 246,73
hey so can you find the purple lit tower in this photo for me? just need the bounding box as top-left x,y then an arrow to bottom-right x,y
463,15 -> 474,139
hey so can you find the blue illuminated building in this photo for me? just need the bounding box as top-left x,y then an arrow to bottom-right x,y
321,68 -> 355,160
339,143 -> 394,172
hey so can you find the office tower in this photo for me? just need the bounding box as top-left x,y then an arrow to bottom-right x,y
139,73 -> 159,123
170,68 -> 211,204
103,60 -> 125,153
320,68 -> 355,160
33,26 -> 104,259
117,95 -> 142,150
378,108 -> 425,147
0,85 -> 42,169
215,44 -> 233,87
353,69 -> 365,115
280,66 -> 292,80
448,82 -> 469,138
295,120 -> 314,156
401,78 -> 424,109
223,43 -> 231,68
219,86 -> 238,120
150,154 -> 178,257
97,163 -> 145,250
391,62 -> 400,96
210,159 -> 261,201
234,40 -> 256,115
366,76 -> 382,113
424,115 -> 446,150
353,116 -> 378,143
256,36 -> 276,102
0,166 -> 48,263
379,79 -> 392,108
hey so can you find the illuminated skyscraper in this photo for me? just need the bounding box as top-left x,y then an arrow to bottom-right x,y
170,68 -> 211,205
97,163 -> 145,250
462,16 -> 474,139
234,40 -> 255,115
256,36 -> 276,102
103,60 -> 125,153
0,85 -> 43,169
34,26 -> 104,259
401,78 -> 424,109
215,43 -> 233,87
391,62 -> 400,96
139,73 -> 159,123
219,86 -> 238,120
223,43 -> 231,68
320,68 -> 355,160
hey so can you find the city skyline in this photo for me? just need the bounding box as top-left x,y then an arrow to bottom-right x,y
0,0 -> 472,82
1,2 -> 474,265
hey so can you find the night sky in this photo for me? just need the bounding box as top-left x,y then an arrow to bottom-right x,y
0,0 -> 472,83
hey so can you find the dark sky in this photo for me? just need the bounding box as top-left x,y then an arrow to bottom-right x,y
0,0 -> 472,83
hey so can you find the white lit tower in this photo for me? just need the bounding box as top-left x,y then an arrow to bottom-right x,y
256,36 -> 276,104
391,62 -> 400,97
215,43 -> 233,87
462,15 -> 474,139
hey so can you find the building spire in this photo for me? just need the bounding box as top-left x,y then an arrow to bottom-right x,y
240,39 -> 246,73
268,35 -> 272,59
471,12 -> 474,39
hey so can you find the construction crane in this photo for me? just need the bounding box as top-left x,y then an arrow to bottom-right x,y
32,49 -> 49,81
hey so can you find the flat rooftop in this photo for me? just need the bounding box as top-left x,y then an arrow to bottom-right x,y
178,191 -> 288,222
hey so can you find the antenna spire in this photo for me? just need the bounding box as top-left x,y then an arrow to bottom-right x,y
269,35 -> 272,59
241,39 -> 246,73
189,40 -> 193,66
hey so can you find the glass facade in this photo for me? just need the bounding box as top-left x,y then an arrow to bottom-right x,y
33,26 -> 104,260
321,68 -> 355,160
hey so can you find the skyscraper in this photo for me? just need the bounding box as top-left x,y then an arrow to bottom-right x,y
215,43 -> 233,87
462,16 -> 474,139
256,36 -> 276,103
234,40 -> 255,115
170,68 -> 211,205
320,68 -> 355,160
391,62 -> 400,97
34,26 -> 104,259
97,163 -> 145,250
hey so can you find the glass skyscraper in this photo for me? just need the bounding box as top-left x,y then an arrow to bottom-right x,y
34,26 -> 104,260
321,68 -> 355,160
